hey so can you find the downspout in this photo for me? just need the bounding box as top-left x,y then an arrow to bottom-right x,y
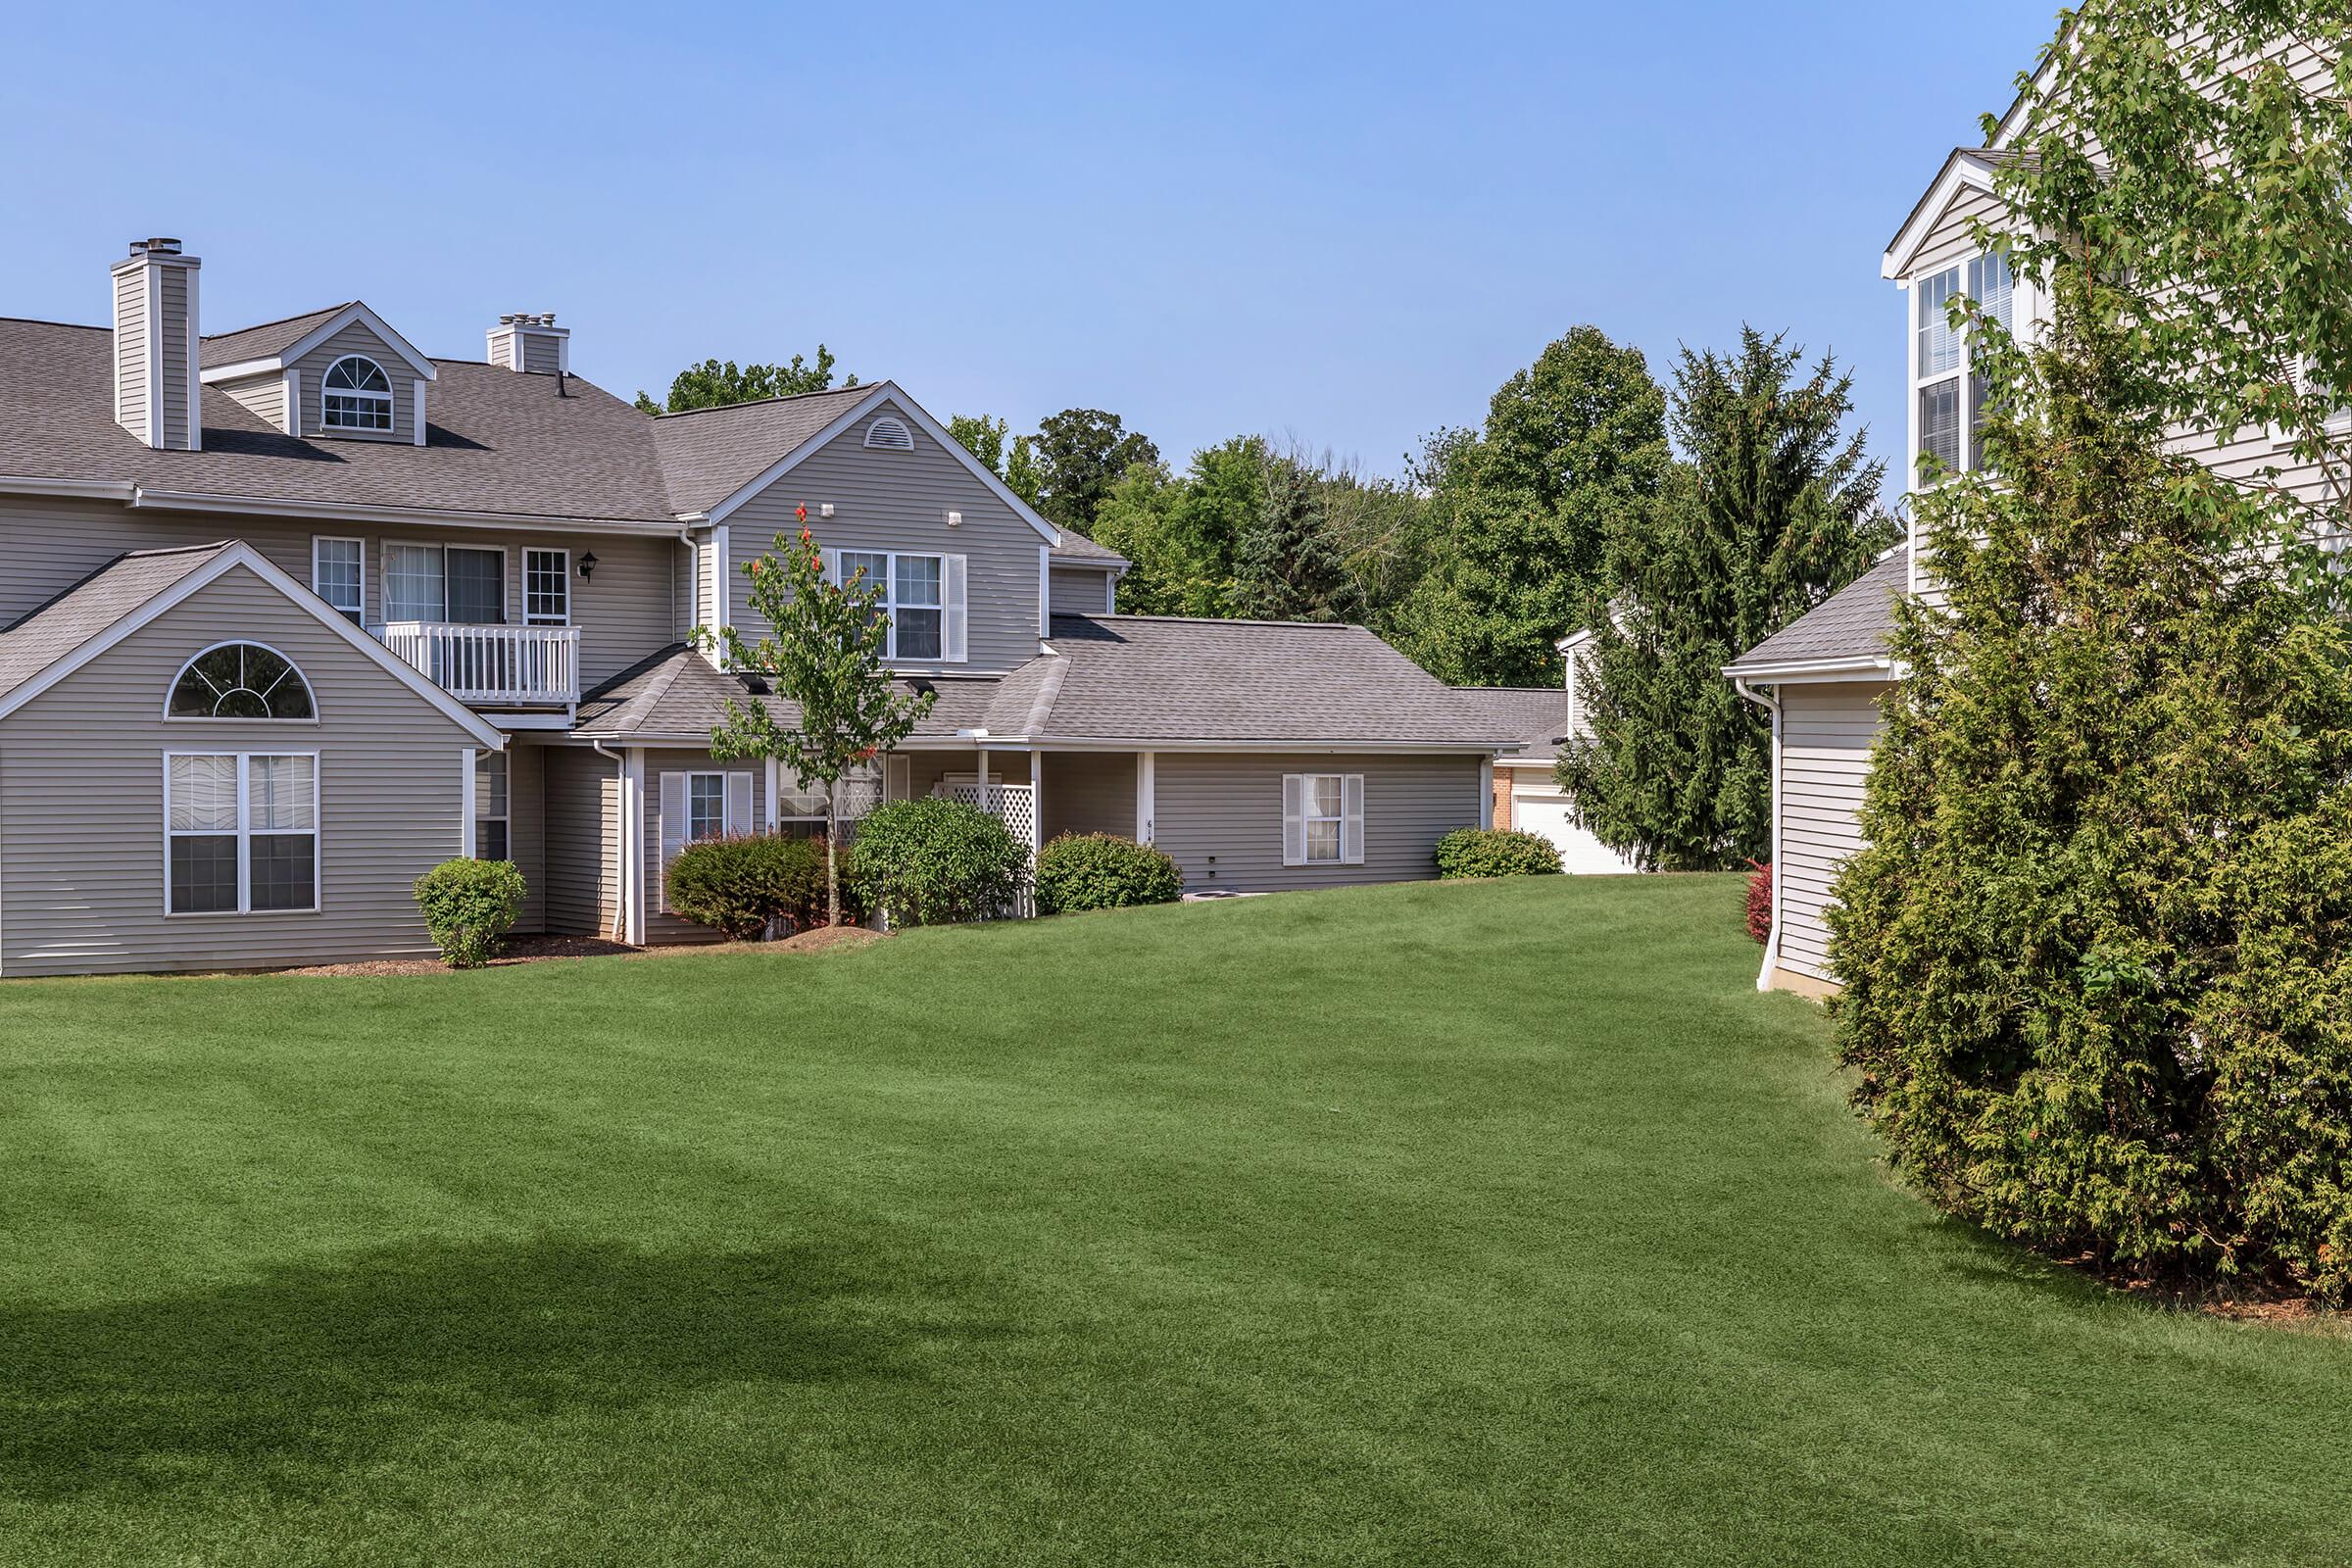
1733,676 -> 1783,994
591,739 -> 628,944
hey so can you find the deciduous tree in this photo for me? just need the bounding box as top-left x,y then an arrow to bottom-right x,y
635,347 -> 856,415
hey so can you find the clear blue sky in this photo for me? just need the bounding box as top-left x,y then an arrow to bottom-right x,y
6,0 -> 2056,492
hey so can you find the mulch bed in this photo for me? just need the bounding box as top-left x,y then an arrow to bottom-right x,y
274,927 -> 885,979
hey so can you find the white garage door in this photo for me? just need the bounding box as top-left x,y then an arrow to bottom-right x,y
1510,786 -> 1641,875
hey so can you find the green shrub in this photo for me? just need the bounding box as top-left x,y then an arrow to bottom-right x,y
667,834 -> 862,938
850,797 -> 1028,927
1434,827 -> 1563,879
413,858 -> 527,969
1034,833 -> 1183,914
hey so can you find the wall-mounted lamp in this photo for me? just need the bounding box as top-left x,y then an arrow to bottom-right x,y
577,551 -> 598,582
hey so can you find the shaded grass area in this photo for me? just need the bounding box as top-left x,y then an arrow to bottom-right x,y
1,875 -> 2346,1566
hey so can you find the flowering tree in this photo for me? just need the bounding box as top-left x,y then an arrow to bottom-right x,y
699,524 -> 934,925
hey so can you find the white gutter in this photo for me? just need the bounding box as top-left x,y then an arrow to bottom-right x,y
0,476 -> 137,502
1721,656 -> 1896,682
120,485 -> 687,537
1733,675 -> 1784,994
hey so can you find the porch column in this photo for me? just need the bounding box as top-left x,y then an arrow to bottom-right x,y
1136,751 -> 1155,844
460,747 -> 478,858
1029,750 -> 1044,856
1480,758 -> 1495,829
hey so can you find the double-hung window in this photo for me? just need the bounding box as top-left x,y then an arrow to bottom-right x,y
1914,249 -> 2015,484
474,751 -> 510,860
167,753 -> 318,914
657,768 -> 757,913
524,549 -> 569,624
837,550 -> 945,661
1283,773 -> 1364,867
313,537 -> 365,624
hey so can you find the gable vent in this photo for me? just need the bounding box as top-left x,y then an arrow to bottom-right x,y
863,416 -> 914,451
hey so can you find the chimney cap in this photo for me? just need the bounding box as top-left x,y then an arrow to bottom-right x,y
129,237 -> 183,256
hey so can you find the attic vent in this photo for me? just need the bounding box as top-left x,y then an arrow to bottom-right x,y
863,416 -> 914,451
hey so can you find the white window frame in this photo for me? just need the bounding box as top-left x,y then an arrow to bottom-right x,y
474,750 -> 510,860
686,770 -> 729,844
382,542 -> 509,625
163,750 -> 322,917
1302,773 -> 1346,863
1909,249 -> 2016,489
523,548 -> 570,625
834,549 -> 946,662
163,640 -> 318,724
1282,772 -> 1365,867
320,355 -> 394,433
312,536 -> 367,624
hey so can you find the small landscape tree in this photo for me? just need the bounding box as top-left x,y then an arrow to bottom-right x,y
700,526 -> 935,925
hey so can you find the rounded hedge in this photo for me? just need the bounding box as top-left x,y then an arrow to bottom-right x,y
1434,827 -> 1563,879
413,858 -> 527,968
850,797 -> 1029,927
1034,833 -> 1183,915
667,833 -> 860,938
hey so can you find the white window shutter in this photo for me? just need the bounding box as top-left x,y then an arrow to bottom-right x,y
658,772 -> 686,913
943,555 -> 968,662
1282,774 -> 1305,866
725,771 -> 755,836
1342,775 -> 1365,865
820,548 -> 840,586
887,754 -> 910,802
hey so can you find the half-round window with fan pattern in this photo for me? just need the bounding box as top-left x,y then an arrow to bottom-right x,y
168,643 -> 316,720
321,355 -> 394,431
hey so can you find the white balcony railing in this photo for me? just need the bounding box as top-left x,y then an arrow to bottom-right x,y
378,621 -> 580,707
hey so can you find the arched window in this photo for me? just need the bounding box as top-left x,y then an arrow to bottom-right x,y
169,643 -> 316,720
322,356 -> 393,431
863,416 -> 914,451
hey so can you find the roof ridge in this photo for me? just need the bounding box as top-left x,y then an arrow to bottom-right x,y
650,382 -> 881,421
0,316 -> 108,333
200,301 -> 356,342
1071,612 -> 1367,631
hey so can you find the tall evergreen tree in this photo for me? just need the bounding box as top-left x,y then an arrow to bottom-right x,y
1232,454 -> 1365,622
1392,327 -> 1669,686
1557,330 -> 1890,870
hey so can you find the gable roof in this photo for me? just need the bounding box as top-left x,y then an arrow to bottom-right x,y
1883,147 -> 2037,278
201,300 -> 436,381
571,644 -> 1002,743
1457,686 -> 1569,763
0,318 -> 678,526
646,384 -> 877,515
1723,549 -> 1908,678
200,304 -> 353,368
0,540 -> 508,744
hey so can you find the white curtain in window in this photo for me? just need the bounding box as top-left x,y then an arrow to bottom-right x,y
384,545 -> 445,622
169,755 -> 237,831
248,755 -> 317,831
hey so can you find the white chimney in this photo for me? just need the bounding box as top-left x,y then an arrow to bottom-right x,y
487,312 -> 569,374
112,237 -> 202,450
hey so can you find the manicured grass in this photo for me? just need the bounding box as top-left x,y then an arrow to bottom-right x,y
2,876 -> 2346,1566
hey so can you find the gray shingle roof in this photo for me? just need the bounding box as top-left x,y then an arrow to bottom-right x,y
0,318 -> 680,524
571,644 -> 1004,743
0,542 -> 229,701
1048,530 -> 1124,565
200,304 -> 354,368
1025,615 -> 1531,745
1457,687 -> 1569,762
646,385 -> 880,514
1725,549 -> 1908,674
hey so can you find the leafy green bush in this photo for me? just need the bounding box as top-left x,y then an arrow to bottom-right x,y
1434,827 -> 1563,879
413,858 -> 527,969
850,798 -> 1028,927
1034,833 -> 1183,914
668,834 -> 862,938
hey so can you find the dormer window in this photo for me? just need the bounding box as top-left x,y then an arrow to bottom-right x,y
322,355 -> 393,432
863,416 -> 915,451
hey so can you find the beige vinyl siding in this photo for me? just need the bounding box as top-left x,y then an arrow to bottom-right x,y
157,265 -> 191,448
1042,752 -> 1136,840
640,747 -> 760,945
0,564 -> 483,976
726,401 -> 1046,674
489,332 -> 517,371
1050,566 -> 1117,616
506,739 -> 547,932
216,369 -> 287,432
113,269 -> 148,438
1152,752 -> 1484,895
0,495 -> 679,691
1775,682 -> 1887,986
291,321 -> 416,443
541,742 -> 619,937
520,334 -> 562,375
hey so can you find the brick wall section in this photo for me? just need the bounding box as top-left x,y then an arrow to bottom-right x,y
1493,766 -> 1514,830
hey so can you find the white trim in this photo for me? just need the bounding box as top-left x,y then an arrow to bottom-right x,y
412,380 -> 428,447
146,266 -> 164,449
1883,150 -> 2003,280
861,416 -> 915,450
764,756 -> 780,830
697,383 -> 1064,545
461,747 -> 477,858
708,523 -> 730,663
1136,751 -> 1155,843
623,748 -> 646,946
0,476 -> 133,502
183,262 -> 202,453
320,355 -> 396,433
1719,657 -> 1897,683
0,541 -> 507,748
0,478 -> 687,538
837,547 -> 948,662
522,547 -> 571,626
162,749 -> 322,918
281,368 -> 302,436
1480,757 -> 1494,829
236,300 -> 438,383
311,535 -> 367,624
162,639 -> 319,723
1038,546 -> 1051,639
382,539 -> 509,625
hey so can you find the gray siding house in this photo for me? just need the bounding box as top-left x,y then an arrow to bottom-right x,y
1727,35 -> 2341,998
0,236 -> 1527,974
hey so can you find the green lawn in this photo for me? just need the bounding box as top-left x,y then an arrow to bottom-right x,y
2,877 -> 2346,1567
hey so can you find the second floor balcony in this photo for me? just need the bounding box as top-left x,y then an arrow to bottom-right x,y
378,620 -> 580,708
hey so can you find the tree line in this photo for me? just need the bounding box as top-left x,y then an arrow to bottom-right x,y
636,321 -> 1894,873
